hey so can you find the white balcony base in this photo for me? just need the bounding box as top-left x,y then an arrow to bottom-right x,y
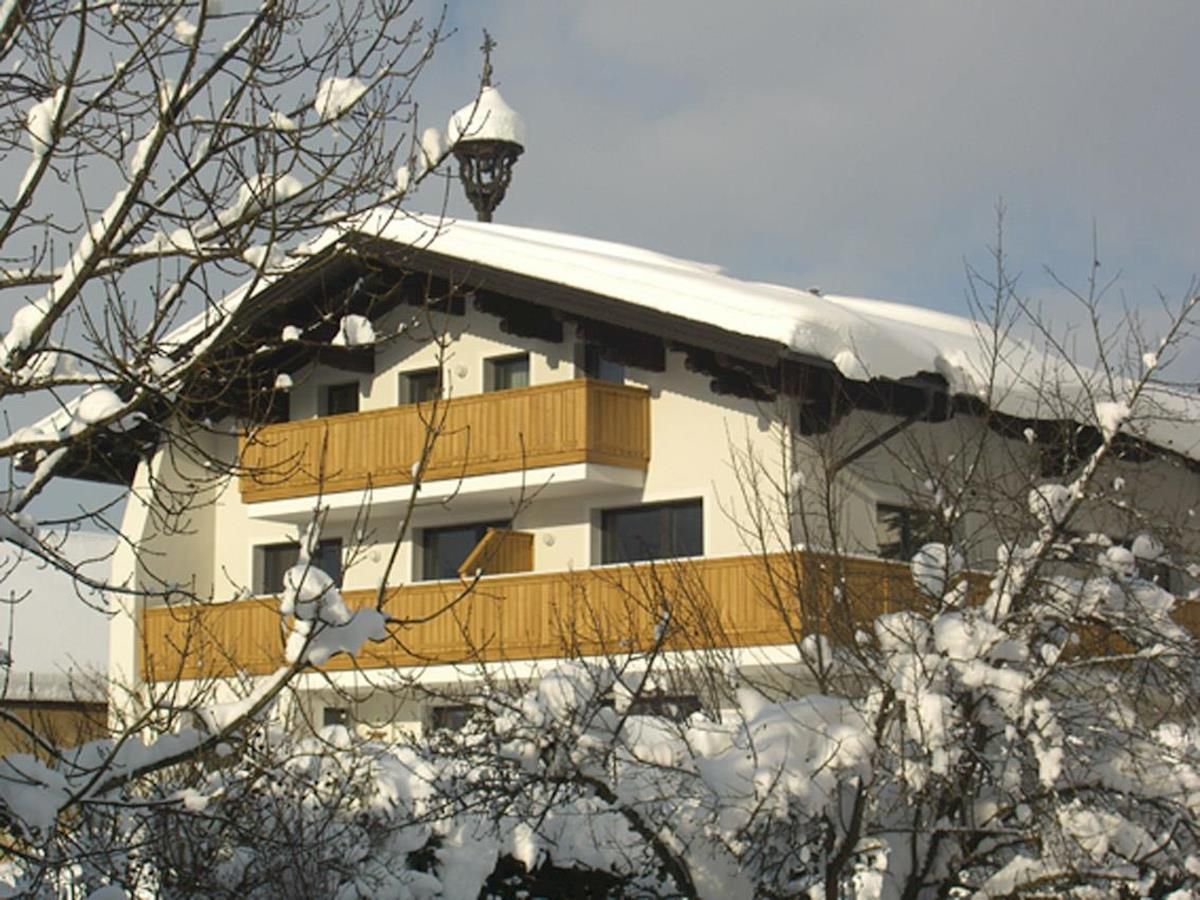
244,462 -> 646,525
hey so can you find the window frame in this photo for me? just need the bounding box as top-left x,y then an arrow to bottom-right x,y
1062,529 -> 1178,592
419,519 -> 508,581
319,381 -> 360,417
874,503 -> 939,562
254,538 -> 343,595
579,343 -> 625,384
322,706 -> 350,728
400,367 -> 442,405
430,704 -> 474,733
486,353 -> 530,392
600,499 -> 704,565
626,693 -> 701,722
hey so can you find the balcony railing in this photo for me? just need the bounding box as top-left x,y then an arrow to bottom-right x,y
239,379 -> 651,503
141,552 -> 967,682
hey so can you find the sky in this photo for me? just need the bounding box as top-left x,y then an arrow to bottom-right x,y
414,2 -> 1197,325
0,531 -> 112,676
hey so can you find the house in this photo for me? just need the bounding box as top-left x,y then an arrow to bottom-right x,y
35,211 -> 1200,738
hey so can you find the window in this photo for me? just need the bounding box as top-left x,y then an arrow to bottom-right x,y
264,390 -> 290,424
430,704 -> 474,732
486,353 -> 529,392
420,520 -> 506,581
319,382 -> 359,416
627,694 -> 701,722
875,504 -> 939,561
255,539 -> 343,594
1064,530 -> 1178,592
580,343 -> 625,384
322,706 -> 350,728
401,368 -> 442,405
601,500 -> 703,565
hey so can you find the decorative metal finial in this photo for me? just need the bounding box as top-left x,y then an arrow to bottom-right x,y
449,30 -> 525,222
480,30 -> 496,87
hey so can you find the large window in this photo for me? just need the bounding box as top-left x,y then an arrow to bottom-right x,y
256,539 -> 343,594
420,520 -> 506,581
319,382 -> 359,416
401,368 -> 442,405
579,343 -> 625,384
875,504 -> 938,561
601,500 -> 703,565
486,353 -> 529,392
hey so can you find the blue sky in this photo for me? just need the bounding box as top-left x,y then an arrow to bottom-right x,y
417,2 -> 1197,322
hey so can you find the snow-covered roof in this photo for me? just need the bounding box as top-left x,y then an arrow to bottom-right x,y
337,211 -> 1197,459
22,210 -> 1200,464
447,86 -> 526,147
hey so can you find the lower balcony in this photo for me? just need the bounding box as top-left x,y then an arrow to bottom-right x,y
140,553 -> 969,682
238,379 -> 651,508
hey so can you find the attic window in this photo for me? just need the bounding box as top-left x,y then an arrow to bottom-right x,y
319,382 -> 359,416
486,353 -> 529,392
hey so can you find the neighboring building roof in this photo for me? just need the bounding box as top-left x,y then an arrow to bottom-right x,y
16,211 -> 1200,465
1,671 -> 106,704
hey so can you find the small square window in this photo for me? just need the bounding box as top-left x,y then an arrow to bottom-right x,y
627,694 -> 701,722
320,382 -> 359,416
401,368 -> 442,405
580,344 -> 625,384
875,504 -> 939,561
255,539 -> 343,594
420,521 -> 506,581
322,706 -> 350,728
487,354 -> 529,392
430,704 -> 473,732
601,500 -> 703,565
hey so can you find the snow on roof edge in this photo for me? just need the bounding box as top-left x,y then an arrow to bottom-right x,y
18,209 -> 1200,463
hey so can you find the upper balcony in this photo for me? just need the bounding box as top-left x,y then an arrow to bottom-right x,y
238,379 -> 651,515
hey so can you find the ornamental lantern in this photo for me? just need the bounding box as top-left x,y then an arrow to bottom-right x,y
447,33 -> 526,223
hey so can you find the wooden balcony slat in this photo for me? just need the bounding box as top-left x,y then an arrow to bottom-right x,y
239,380 -> 650,503
141,553 -> 967,682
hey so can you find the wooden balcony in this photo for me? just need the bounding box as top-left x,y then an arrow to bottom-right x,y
140,552 -> 964,682
239,379 -> 651,503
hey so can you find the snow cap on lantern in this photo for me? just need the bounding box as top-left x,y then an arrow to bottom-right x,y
447,31 -> 525,222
